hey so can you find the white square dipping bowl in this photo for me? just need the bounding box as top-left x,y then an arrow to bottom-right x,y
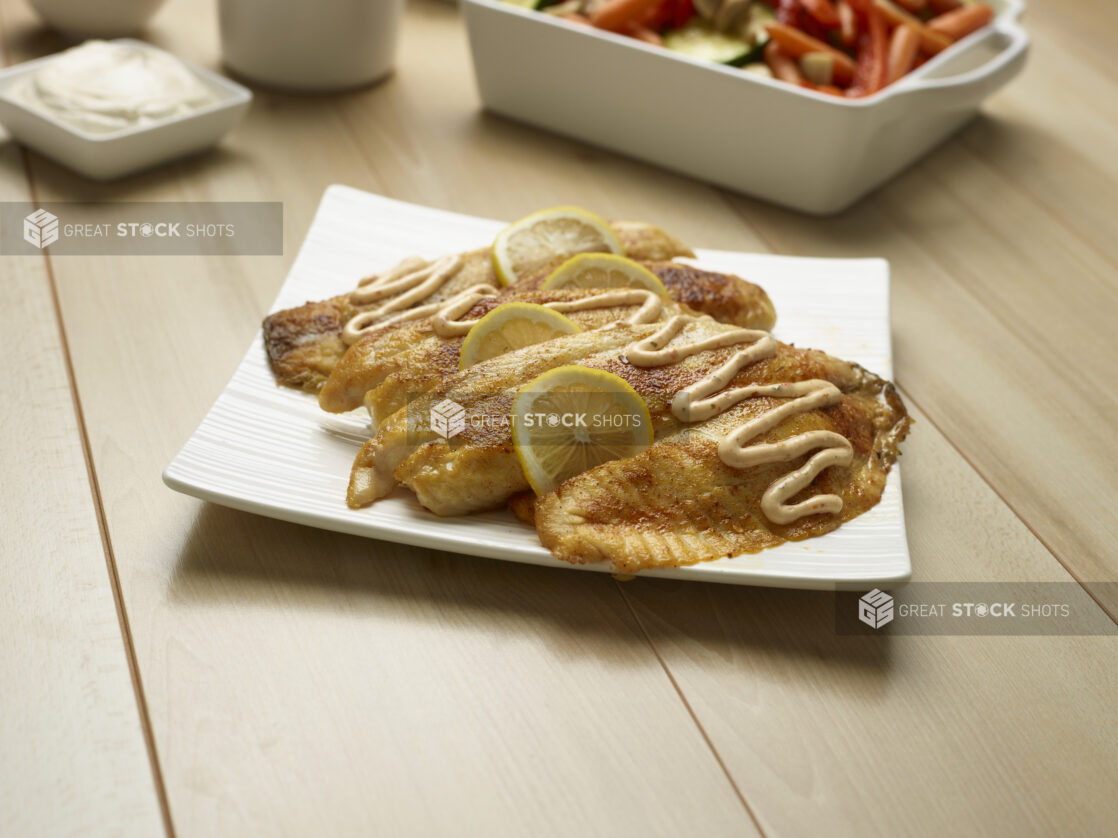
462,0 -> 1029,214
0,38 -> 251,180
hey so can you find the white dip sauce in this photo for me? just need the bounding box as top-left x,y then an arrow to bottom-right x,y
14,40 -> 217,134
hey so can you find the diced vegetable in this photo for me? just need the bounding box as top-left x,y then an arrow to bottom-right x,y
741,62 -> 774,78
800,52 -> 835,86
764,22 -> 855,85
663,19 -> 756,65
763,41 -> 805,84
741,1 -> 776,48
517,0 -> 998,96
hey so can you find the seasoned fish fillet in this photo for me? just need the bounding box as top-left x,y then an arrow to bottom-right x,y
318,263 -> 777,415
356,317 -> 774,514
264,223 -> 696,392
346,325 -> 651,508
357,290 -> 678,429
264,247 -> 493,392
512,260 -> 776,329
532,357 -> 909,572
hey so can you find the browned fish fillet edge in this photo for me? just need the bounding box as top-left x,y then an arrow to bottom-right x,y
262,222 -> 725,394
531,360 -> 911,574
263,248 -> 492,394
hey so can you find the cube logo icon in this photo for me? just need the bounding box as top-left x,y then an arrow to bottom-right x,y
858,588 -> 894,629
430,398 -> 466,440
24,209 -> 59,249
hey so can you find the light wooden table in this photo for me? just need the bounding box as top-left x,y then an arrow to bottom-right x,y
2,1 -> 1115,836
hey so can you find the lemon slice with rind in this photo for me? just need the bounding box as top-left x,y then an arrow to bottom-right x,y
492,206 -> 624,286
459,303 -> 581,370
512,366 -> 653,495
541,253 -> 669,297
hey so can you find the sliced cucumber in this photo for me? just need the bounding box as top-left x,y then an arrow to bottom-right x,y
738,2 -> 776,64
500,0 -> 546,9
664,20 -> 755,66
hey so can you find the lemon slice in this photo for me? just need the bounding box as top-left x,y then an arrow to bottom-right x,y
541,253 -> 668,297
492,206 -> 624,286
512,366 -> 653,495
459,303 -> 582,370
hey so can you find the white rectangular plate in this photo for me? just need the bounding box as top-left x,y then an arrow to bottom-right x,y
164,186 -> 910,589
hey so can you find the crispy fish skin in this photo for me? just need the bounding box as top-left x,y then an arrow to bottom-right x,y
263,247 -> 493,392
264,223 -> 696,393
390,318 -> 774,515
346,324 -> 652,509
262,293 -> 353,392
318,262 -> 776,414
532,354 -> 910,572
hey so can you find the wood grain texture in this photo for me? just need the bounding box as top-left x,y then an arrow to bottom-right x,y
0,4 -> 760,836
1,0 -> 1115,835
618,399 -> 1118,837
0,96 -> 165,838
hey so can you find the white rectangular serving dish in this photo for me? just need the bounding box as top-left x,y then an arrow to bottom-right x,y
0,39 -> 251,180
462,0 -> 1028,214
164,186 -> 911,589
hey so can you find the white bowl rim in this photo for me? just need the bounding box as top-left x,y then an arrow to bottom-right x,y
463,0 -> 1028,109
0,37 -> 252,143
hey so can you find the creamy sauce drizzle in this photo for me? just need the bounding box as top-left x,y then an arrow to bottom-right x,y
431,285 -> 502,337
343,255 -> 464,345
343,253 -> 665,345
543,289 -> 663,325
627,315 -> 854,525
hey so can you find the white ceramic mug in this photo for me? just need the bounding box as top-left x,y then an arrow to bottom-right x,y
218,0 -> 405,91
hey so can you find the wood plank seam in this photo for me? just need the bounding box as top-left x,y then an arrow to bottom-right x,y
614,580 -> 770,837
955,134 -> 1118,278
714,189 -> 786,256
20,153 -> 180,838
913,139 -> 1118,295
897,384 -> 1118,625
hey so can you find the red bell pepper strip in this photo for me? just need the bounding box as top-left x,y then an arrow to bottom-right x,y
848,1 -> 888,96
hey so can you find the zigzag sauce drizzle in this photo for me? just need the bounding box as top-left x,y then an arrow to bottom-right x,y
343,256 -> 664,343
626,315 -> 854,525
